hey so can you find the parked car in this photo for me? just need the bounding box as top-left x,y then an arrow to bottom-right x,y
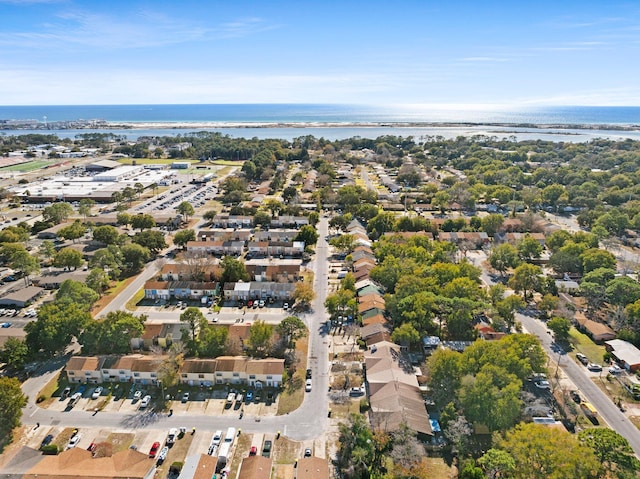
245,390 -> 254,402
262,440 -> 272,458
305,379 -> 312,392
588,363 -> 603,372
576,353 -> 589,365
609,365 -> 622,374
40,434 -> 54,448
570,390 -> 582,403
139,395 -> 152,408
66,434 -> 82,450
181,392 -> 190,403
133,390 -> 142,401
283,302 -> 289,310
258,299 -> 265,308
149,441 -> 160,458
534,380 -> 551,389
304,448 -> 312,458
349,387 -> 365,397
156,446 -> 169,464
0,322 -> 11,328
91,387 -> 103,399
87,442 -> 97,452
247,300 -> 253,308
306,369 -> 312,379
249,446 -> 257,456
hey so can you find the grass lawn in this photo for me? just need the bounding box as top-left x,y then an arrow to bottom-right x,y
568,327 -> 606,364
423,457 -> 458,478
125,288 -> 145,311
276,335 -> 308,415
92,276 -> 138,315
117,158 -> 191,165
156,432 -> 194,479
211,159 -> 245,166
227,433 -> 252,479
104,432 -> 134,453
0,160 -> 51,172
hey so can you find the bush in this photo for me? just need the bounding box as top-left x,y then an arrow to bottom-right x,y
169,462 -> 183,473
359,398 -> 370,413
37,395 -> 46,403
40,444 -> 59,455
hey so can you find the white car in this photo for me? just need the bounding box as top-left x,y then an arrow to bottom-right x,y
139,395 -> 151,408
588,363 -> 603,372
91,386 -> 103,399
305,379 -> 312,392
156,446 -> 169,463
66,434 -> 82,450
534,380 -> 551,389
133,390 -> 142,401
283,302 -> 289,310
609,365 -> 622,374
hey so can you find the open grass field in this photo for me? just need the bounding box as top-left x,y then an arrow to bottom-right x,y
0,160 -> 51,172
276,335 -> 309,415
568,327 -> 606,364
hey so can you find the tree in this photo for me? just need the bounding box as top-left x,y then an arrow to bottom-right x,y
391,322 -> 420,349
548,316 -> 571,342
509,263 -> 542,301
329,234 -> 356,254
93,225 -> 121,245
85,268 -> 110,295
264,199 -> 283,218
179,307 -> 207,355
478,449 -> 516,479
121,243 -> 151,275
203,209 -> 218,223
537,293 -> 559,318
337,414 -> 376,479
134,182 -> 144,198
496,295 -> 524,330
324,289 -> 356,320
0,377 -> 27,442
481,214 -> 505,237
89,245 -> 123,279
39,240 -> 56,263
246,320 -> 273,358
78,198 -> 95,219
42,202 -> 73,224
10,248 -> 40,284
157,344 -> 184,388
133,230 -> 167,253
174,229 -> 196,249
220,256 -> 249,283
607,276 -> 640,307
282,185 -> 297,203
25,302 -> 90,355
427,349 -> 462,407
489,243 -> 520,277
581,248 -> 617,274
517,235 -> 543,262
293,281 -> 315,309
496,423 -> 599,479
176,201 -> 195,221
56,279 -> 99,310
116,212 -> 132,229
253,210 -> 272,227
131,213 -> 156,231
578,427 -> 640,476
53,247 -> 84,270
79,311 -> 145,355
198,325 -> 228,358
58,220 -> 85,243
276,315 -> 307,349
295,224 -> 319,246
0,337 -> 28,370
366,211 -> 396,239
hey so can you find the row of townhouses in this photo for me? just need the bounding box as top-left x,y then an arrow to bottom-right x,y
65,355 -> 285,388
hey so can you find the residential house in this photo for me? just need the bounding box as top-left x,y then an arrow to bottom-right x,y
0,285 -> 45,307
360,323 -> 391,346
178,454 -> 218,479
438,231 -> 489,248
211,357 -> 284,387
212,215 -> 253,228
65,356 -> 104,384
254,230 -> 299,242
180,359 -> 219,386
143,280 -> 219,301
246,264 -> 301,283
270,215 -> 309,228
505,232 -> 546,246
32,270 -> 90,289
223,282 -> 295,301
362,313 -> 389,327
365,341 -> 432,438
160,263 -> 220,282
267,240 -> 305,257
295,457 -> 330,479
24,448 -> 156,479
605,339 -> 640,371
197,229 -> 252,242
186,240 -> 244,256
130,323 -> 183,350
574,312 -> 616,343
238,455 -> 273,479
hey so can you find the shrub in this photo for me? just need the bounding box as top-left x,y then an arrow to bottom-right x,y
169,462 -> 183,473
37,395 -> 46,403
40,444 -> 59,455
359,398 -> 370,413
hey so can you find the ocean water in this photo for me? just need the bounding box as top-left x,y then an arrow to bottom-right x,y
1,104 -> 640,142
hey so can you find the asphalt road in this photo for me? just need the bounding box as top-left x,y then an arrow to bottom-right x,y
20,217 -> 333,441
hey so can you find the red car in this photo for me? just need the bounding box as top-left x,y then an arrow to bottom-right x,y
149,441 -> 161,458
247,300 -> 253,308
249,446 -> 257,456
87,443 -> 97,453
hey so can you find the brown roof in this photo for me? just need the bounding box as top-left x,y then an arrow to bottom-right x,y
358,293 -> 385,304
141,323 -> 163,340
574,312 -> 616,340
180,359 -> 218,374
228,323 -> 252,343
24,447 -> 154,479
191,454 -> 219,479
66,356 -> 102,372
245,359 -> 285,376
358,299 -> 386,314
144,280 -> 169,290
112,355 -> 144,370
130,356 -> 164,373
238,455 -> 273,479
296,457 -> 330,479
362,314 -> 388,327
0,285 -> 44,303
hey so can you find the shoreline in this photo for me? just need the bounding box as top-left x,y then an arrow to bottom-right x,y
2,121 -> 640,132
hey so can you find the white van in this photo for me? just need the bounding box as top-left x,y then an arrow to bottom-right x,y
224,427 -> 236,443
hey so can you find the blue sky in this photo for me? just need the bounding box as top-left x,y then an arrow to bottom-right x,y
1,0 -> 639,106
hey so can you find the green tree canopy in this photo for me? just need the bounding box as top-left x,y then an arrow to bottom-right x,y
79,311 -> 146,355
56,279 -> 99,310
174,229 -> 196,249
578,427 -> 640,477
0,377 -> 28,443
220,256 -> 249,283
92,225 -> 121,245
133,230 -> 167,253
53,247 -> 84,270
246,320 -> 273,358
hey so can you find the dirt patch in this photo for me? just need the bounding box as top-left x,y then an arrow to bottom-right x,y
227,433 -> 252,479
272,436 -> 300,465
273,464 -> 295,479
105,432 -> 134,453
277,335 -> 309,415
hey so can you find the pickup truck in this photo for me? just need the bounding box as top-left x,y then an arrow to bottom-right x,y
262,439 -> 272,458
166,428 -> 178,446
